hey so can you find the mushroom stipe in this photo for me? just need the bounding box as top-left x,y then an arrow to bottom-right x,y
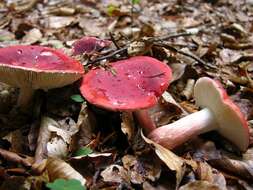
0,45 -> 84,109
148,77 -> 249,151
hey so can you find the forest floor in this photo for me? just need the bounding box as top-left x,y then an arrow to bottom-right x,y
0,0 -> 253,189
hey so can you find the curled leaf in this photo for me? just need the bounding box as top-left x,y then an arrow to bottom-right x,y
141,132 -> 185,188
46,158 -> 86,185
179,181 -> 222,190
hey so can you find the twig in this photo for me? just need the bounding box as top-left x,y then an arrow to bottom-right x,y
12,0 -> 38,12
0,148 -> 33,167
88,46 -> 128,65
149,31 -> 199,42
109,32 -> 120,49
87,31 -> 200,66
153,42 -> 217,69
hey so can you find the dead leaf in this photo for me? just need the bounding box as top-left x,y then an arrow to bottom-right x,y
70,103 -> 96,151
121,112 -> 135,141
101,164 -> 130,183
34,117 -> 52,164
170,63 -> 187,83
142,132 -> 185,188
22,28 -> 42,45
45,16 -> 76,29
46,158 -> 86,185
47,138 -> 68,158
122,154 -> 161,184
179,181 -> 222,190
0,29 -> 15,41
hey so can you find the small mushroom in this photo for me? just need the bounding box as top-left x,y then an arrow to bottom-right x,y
79,56 -> 172,134
0,45 -> 84,109
72,36 -> 111,56
148,77 -> 249,151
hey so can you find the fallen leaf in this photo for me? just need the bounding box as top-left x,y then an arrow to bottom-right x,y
142,132 -> 185,188
22,28 -> 42,45
122,154 -> 161,184
179,181 -> 222,190
121,112 -> 135,141
45,16 -> 76,29
46,158 -> 86,185
100,164 -> 129,183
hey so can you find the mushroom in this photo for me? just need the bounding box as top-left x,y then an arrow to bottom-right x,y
0,45 -> 84,109
148,77 -> 249,151
72,36 -> 111,56
79,56 -> 172,133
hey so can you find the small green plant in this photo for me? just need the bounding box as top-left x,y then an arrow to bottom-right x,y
46,179 -> 86,190
74,147 -> 93,157
131,0 -> 140,4
106,4 -> 120,16
70,94 -> 84,103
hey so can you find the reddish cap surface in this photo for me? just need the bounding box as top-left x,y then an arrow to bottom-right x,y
80,56 -> 172,111
194,77 -> 249,151
0,45 -> 83,72
0,45 -> 84,89
72,37 -> 111,56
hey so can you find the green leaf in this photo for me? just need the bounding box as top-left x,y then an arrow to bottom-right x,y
70,94 -> 84,103
106,4 -> 120,16
46,179 -> 85,190
131,0 -> 140,4
74,147 -> 93,157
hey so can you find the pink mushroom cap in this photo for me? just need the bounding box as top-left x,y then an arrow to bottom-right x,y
72,36 -> 111,56
80,56 -> 172,111
0,45 -> 84,107
0,45 -> 84,89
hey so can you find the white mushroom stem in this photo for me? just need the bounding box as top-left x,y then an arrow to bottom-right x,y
17,87 -> 35,108
134,109 -> 156,134
148,108 -> 217,149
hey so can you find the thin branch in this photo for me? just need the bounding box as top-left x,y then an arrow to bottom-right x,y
149,31 -> 199,42
153,42 -> 217,69
0,148 -> 33,167
88,46 -> 128,65
109,32 -> 120,49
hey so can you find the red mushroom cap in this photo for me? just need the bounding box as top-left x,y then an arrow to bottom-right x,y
72,36 -> 111,56
80,56 -> 172,111
0,45 -> 83,72
0,45 -> 84,89
194,77 -> 249,151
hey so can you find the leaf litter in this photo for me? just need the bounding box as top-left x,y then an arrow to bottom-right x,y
0,0 -> 252,189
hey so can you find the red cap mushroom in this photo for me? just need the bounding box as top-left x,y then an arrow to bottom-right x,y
0,45 -> 84,108
72,36 -> 111,56
80,56 -> 172,133
148,77 -> 249,151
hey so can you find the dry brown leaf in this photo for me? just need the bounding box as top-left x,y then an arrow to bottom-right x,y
122,154 -> 161,184
162,91 -> 188,116
195,162 -> 226,190
121,112 -> 135,141
47,138 -> 68,158
179,181 -> 222,190
22,28 -> 42,45
45,16 -> 76,29
142,132 -> 185,188
71,103 -> 96,151
46,158 -> 86,185
208,156 -> 253,181
34,117 -> 52,163
170,63 -> 187,83
148,97 -> 183,127
0,29 -> 15,41
100,164 -> 130,183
